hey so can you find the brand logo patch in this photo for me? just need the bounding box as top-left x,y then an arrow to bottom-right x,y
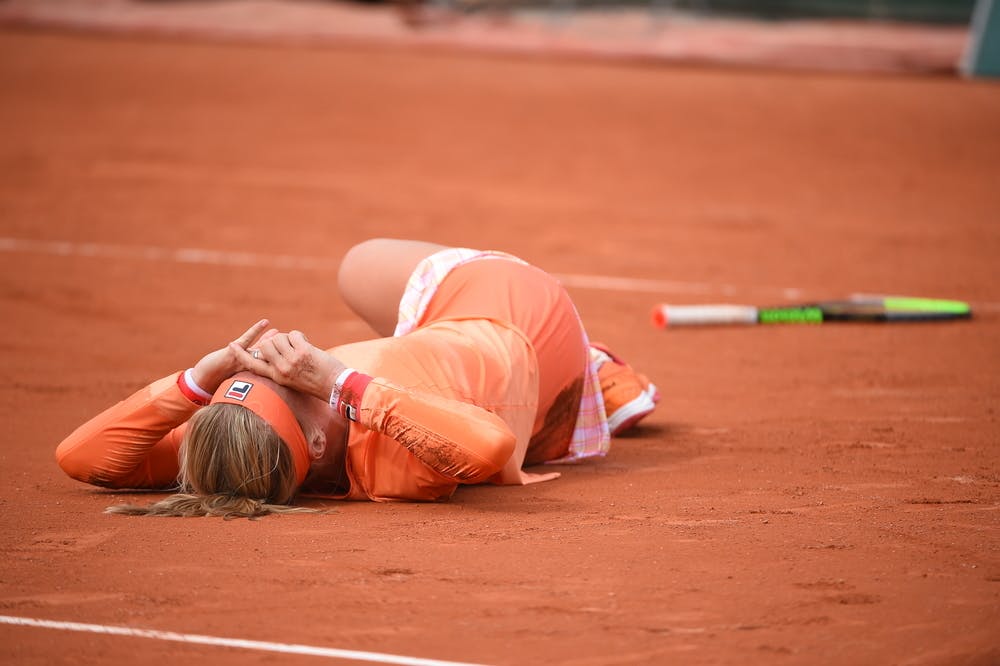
225,380 -> 253,401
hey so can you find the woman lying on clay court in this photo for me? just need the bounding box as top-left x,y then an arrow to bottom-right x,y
56,239 -> 659,517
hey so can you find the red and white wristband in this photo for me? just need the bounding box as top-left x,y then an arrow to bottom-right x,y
329,368 -> 373,422
177,369 -> 213,406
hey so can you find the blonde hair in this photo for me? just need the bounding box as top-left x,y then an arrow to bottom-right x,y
107,403 -> 318,519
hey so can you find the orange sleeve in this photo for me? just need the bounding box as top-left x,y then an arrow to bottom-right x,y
357,378 -> 517,485
55,372 -> 197,490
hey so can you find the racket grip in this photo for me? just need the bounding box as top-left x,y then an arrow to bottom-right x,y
651,304 -> 759,328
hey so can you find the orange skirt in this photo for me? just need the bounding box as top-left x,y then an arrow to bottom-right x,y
418,257 -> 587,464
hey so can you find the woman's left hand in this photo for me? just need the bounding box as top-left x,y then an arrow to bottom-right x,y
190,319 -> 275,393
230,330 -> 346,402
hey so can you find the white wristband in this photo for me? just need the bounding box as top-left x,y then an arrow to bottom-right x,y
328,367 -> 358,407
184,368 -> 214,401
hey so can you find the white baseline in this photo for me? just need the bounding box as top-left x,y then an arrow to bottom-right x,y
0,614 -> 490,666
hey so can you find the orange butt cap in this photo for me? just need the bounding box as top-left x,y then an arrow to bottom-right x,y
650,305 -> 668,329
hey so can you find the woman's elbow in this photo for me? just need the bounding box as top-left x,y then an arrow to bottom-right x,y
55,436 -> 111,486
55,439 -> 89,483
460,426 -> 516,483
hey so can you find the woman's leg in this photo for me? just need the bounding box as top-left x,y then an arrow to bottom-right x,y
337,239 -> 447,337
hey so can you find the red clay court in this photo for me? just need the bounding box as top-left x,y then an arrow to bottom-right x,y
1,2 -> 999,664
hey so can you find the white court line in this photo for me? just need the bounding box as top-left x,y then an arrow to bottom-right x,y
556,272 -> 750,296
0,236 -> 795,298
2,237 -> 997,309
0,615 -> 490,666
0,236 -> 338,272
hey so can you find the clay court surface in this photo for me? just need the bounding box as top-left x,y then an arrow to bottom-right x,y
1,18 -> 999,666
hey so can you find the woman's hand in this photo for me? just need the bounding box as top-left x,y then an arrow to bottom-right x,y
230,330 -> 346,402
189,319 -> 275,394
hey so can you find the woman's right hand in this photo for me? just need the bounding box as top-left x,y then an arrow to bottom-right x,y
230,330 -> 347,402
190,319 -> 275,394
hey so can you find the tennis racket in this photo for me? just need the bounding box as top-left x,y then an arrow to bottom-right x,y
651,296 -> 972,328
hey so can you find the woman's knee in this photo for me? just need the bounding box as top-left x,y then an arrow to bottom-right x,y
337,238 -> 447,336
337,239 -> 383,304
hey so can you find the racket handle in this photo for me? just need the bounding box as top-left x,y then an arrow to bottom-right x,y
651,304 -> 759,328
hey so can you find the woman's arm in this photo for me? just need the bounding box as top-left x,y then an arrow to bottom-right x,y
55,373 -> 197,488
356,377 -> 516,483
56,320 -> 274,489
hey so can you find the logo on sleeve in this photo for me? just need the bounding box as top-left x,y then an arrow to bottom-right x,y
225,380 -> 253,401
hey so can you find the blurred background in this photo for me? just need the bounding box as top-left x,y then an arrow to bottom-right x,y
1,0 -> 993,76
438,0 -> 976,22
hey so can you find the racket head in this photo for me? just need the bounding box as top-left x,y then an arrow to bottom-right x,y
819,296 -> 973,322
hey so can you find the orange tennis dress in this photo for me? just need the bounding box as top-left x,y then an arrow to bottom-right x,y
56,252 -> 606,501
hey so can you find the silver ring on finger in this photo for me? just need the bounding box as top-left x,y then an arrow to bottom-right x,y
252,349 -> 261,360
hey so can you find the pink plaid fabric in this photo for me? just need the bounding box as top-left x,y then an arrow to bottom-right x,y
394,248 -> 610,463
